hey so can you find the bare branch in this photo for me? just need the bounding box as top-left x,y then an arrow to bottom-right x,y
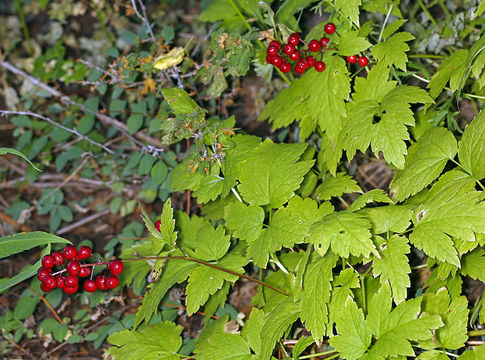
131,0 -> 156,43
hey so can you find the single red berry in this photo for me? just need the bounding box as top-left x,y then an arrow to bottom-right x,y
37,267 -> 51,281
63,246 -> 77,260
271,55 -> 283,66
319,37 -> 330,48
269,40 -> 281,50
308,39 -> 320,52
267,46 -> 278,56
42,255 -> 55,269
294,65 -> 305,74
40,283 -> 51,292
155,220 -> 161,232
77,246 -> 92,260
306,56 -> 315,67
109,260 -> 124,276
283,44 -> 295,55
67,260 -> 81,276
266,54 -> 273,64
106,276 -> 120,289
63,285 -> 79,294
297,58 -> 308,70
315,61 -> 326,72
289,51 -> 300,61
324,23 -> 336,34
65,275 -> 78,287
279,62 -> 291,73
346,55 -> 357,64
79,266 -> 91,278
52,252 -> 64,266
56,275 -> 65,288
288,33 -> 300,46
358,56 -> 368,67
43,275 -> 56,289
96,275 -> 107,290
84,280 -> 98,293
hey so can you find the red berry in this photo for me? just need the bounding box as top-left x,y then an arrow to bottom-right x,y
266,54 -> 273,64
84,280 -> 98,292
106,276 -> 120,289
294,65 -> 305,74
297,58 -> 308,70
269,40 -> 281,50
308,39 -> 320,52
288,33 -> 300,46
37,267 -> 51,281
283,44 -> 295,55
346,55 -> 357,64
155,220 -> 161,232
43,275 -> 56,289
79,266 -> 91,278
315,61 -> 326,72
306,56 -> 315,67
77,246 -> 92,260
56,275 -> 65,288
42,255 -> 55,269
358,56 -> 368,67
52,252 -> 64,266
109,260 -> 124,276
267,46 -> 278,56
324,23 -> 336,34
67,260 -> 81,276
65,275 -> 78,287
63,246 -> 77,260
289,51 -> 300,61
271,55 -> 283,66
279,62 -> 291,73
63,285 -> 78,294
96,275 -> 107,290
320,37 -> 330,48
40,283 -> 51,292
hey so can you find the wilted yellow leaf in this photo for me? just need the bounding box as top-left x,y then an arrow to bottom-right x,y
141,77 -> 156,95
153,47 -> 185,70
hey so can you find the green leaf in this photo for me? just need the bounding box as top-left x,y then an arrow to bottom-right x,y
348,189 -> 392,212
328,268 -> 360,328
390,127 -> 458,202
196,333 -> 252,360
461,249 -> 485,282
0,231 -> 71,259
14,296 -> 39,320
194,225 -> 230,261
372,235 -> 411,304
458,343 -> 485,359
159,198 -> 177,249
0,147 -> 42,171
108,321 -> 182,360
224,201 -> 264,242
337,30 -> 371,56
428,50 -> 468,98
286,196 -> 334,228
458,109 -> 485,181
361,205 -> 413,234
410,191 -> 485,266
134,258 -> 198,328
372,32 -> 415,70
382,19 -> 407,39
421,287 -> 468,349
0,260 -> 41,293
237,140 -> 314,208
308,211 -> 377,258
329,296 -> 371,360
315,173 -> 362,201
241,308 -> 265,354
335,0 -> 362,26
259,299 -> 300,360
300,253 -> 337,341
161,88 -> 202,114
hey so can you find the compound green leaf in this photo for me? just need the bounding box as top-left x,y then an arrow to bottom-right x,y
224,202 -> 264,242
337,30 -> 372,56
372,32 -> 415,70
315,173 -> 362,201
329,297 -> 371,360
390,127 -> 457,202
372,235 -> 411,304
300,253 -> 337,342
458,109 -> 485,181
308,211 -> 377,258
237,140 -> 314,208
108,321 -> 182,360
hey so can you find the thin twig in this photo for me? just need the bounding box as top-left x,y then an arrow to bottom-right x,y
0,59 -> 165,150
56,209 -> 110,235
130,0 -> 156,43
0,110 -> 115,154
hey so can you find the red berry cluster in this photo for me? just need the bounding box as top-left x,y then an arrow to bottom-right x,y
266,22 -> 369,74
37,245 -> 123,294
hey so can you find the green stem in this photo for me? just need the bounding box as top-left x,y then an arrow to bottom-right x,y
408,54 -> 445,59
14,0 -> 33,56
468,329 -> 485,337
418,0 -> 438,27
438,0 -> 451,17
361,273 -> 367,315
298,350 -> 338,359
378,5 -> 393,42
